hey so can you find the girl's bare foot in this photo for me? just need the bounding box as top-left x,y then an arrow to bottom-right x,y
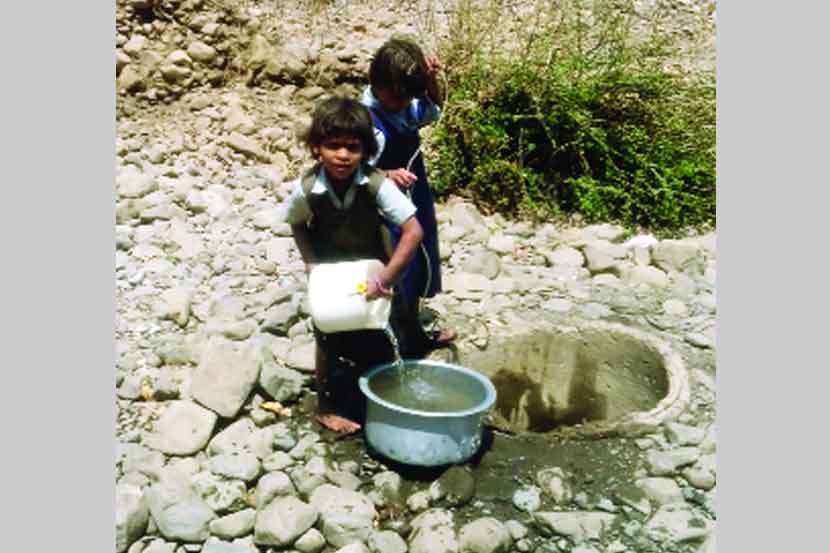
436,328 -> 456,344
316,413 -> 361,434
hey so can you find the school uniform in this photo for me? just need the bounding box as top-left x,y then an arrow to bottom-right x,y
285,163 -> 416,421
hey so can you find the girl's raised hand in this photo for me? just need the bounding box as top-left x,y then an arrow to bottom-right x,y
425,55 -> 441,77
386,168 -> 417,189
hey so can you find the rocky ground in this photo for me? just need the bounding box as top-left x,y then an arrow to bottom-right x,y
115,1 -> 717,553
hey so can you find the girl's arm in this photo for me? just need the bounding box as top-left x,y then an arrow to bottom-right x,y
290,224 -> 318,274
424,55 -> 444,108
366,216 -> 423,299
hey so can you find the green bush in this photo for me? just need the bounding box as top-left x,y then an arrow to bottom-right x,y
431,0 -> 715,232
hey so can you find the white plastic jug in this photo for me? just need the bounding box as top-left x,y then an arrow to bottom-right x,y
308,259 -> 392,333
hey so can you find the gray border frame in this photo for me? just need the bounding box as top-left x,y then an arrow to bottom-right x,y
2,2 -> 115,550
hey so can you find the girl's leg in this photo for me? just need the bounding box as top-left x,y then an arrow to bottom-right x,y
315,337 -> 361,433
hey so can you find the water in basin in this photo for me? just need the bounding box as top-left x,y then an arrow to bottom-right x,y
369,364 -> 485,413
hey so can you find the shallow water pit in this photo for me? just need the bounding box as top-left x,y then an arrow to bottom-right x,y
455,321 -> 689,437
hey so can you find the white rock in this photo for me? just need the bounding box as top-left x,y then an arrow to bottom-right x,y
512,486 -> 542,512
191,339 -> 261,418
646,448 -> 701,476
187,41 -> 217,63
450,201 -> 486,232
636,477 -> 684,506
201,537 -> 257,553
166,50 -> 192,66
118,171 -> 158,198
537,467 -> 573,504
367,530 -> 407,553
254,495 -> 318,547
332,543 -> 370,553
545,246 -> 584,267
487,234 -> 516,255
665,422 -> 705,446
406,490 -> 432,512
208,509 -> 257,540
264,237 -> 296,266
644,504 -> 712,543
409,509 -> 458,553
123,35 -> 147,56
532,511 -> 616,542
652,240 -> 703,274
255,471 -> 297,508
157,288 -> 194,327
116,484 -> 150,553
145,480 -> 216,542
662,299 -> 688,317
208,418 -> 256,456
458,517 -> 512,553
209,452 -> 261,482
191,471 -> 248,513
145,401 -> 217,456
295,527 -> 326,553
309,484 -> 377,548
505,520 -> 528,541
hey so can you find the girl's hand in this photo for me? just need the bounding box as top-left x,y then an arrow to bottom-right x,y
365,274 -> 394,300
425,55 -> 441,77
386,168 -> 417,189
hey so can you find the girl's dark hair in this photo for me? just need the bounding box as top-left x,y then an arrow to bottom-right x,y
303,96 -> 378,159
369,36 -> 428,99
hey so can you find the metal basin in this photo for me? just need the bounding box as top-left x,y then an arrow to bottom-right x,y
359,360 -> 497,466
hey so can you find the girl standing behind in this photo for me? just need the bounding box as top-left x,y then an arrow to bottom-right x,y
361,35 -> 456,358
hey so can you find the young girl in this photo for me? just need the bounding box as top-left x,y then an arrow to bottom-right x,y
361,36 -> 456,357
285,96 -> 423,433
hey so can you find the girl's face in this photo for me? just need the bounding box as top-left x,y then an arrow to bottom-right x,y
374,87 -> 412,113
315,135 -> 364,185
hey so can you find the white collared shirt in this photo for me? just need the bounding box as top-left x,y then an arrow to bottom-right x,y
284,164 -> 416,226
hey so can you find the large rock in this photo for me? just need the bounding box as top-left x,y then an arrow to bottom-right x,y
309,484 -> 377,548
458,517 -> 511,553
461,249 -> 501,279
156,288 -> 193,327
432,467 -> 476,507
644,504 -> 712,544
368,530 -> 407,553
188,41 -> 217,63
533,511 -> 616,542
264,237 -> 296,266
191,471 -> 248,513
145,477 -> 216,542
652,240 -> 703,274
209,508 -> 257,540
208,418 -> 256,456
192,339 -> 261,418
226,132 -> 271,163
636,477 -> 684,506
255,471 -> 297,508
646,448 -> 700,476
545,246 -> 584,267
118,171 -> 158,198
209,452 -> 262,482
254,495 -> 319,547
201,537 -> 258,553
449,201 -> 486,233
145,401 -> 217,456
295,528 -> 327,553
409,509 -> 458,553
536,467 -> 573,504
116,484 -> 150,553
261,302 -> 300,336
